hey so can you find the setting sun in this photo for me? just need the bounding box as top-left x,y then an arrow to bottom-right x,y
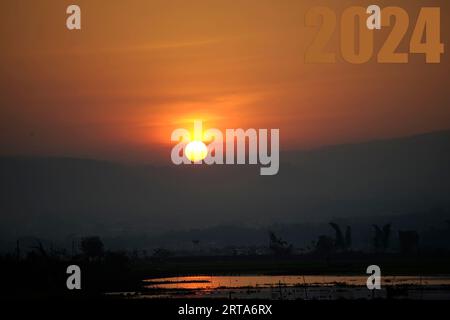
185,140 -> 208,162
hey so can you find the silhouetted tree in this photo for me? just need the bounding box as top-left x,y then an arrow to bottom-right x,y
373,224 -> 391,252
329,223 -> 352,251
398,231 -> 419,254
30,239 -> 49,259
80,236 -> 104,260
329,223 -> 344,250
268,231 -> 292,256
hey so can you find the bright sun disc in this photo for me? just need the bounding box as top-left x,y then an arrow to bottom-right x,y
185,140 -> 208,162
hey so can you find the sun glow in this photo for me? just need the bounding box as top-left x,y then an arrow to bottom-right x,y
185,140 -> 208,162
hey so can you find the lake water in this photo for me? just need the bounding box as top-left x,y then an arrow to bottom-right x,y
137,275 -> 450,300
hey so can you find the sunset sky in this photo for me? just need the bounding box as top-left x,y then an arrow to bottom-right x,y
1,0 -> 449,164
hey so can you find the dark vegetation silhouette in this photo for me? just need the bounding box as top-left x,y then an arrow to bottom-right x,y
329,223 -> 352,251
2,220 -> 450,299
268,231 -> 293,256
313,223 -> 352,260
373,224 -> 391,252
80,236 -> 104,260
0,236 -> 138,299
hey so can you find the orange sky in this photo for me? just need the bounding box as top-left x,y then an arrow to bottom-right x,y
1,0 -> 449,163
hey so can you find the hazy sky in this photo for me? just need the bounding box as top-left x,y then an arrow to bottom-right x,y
1,0 -> 449,163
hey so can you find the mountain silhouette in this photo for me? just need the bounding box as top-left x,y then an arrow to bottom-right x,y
1,130 -> 449,245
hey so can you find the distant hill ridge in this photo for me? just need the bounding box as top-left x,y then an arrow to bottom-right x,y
1,129 -> 449,242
